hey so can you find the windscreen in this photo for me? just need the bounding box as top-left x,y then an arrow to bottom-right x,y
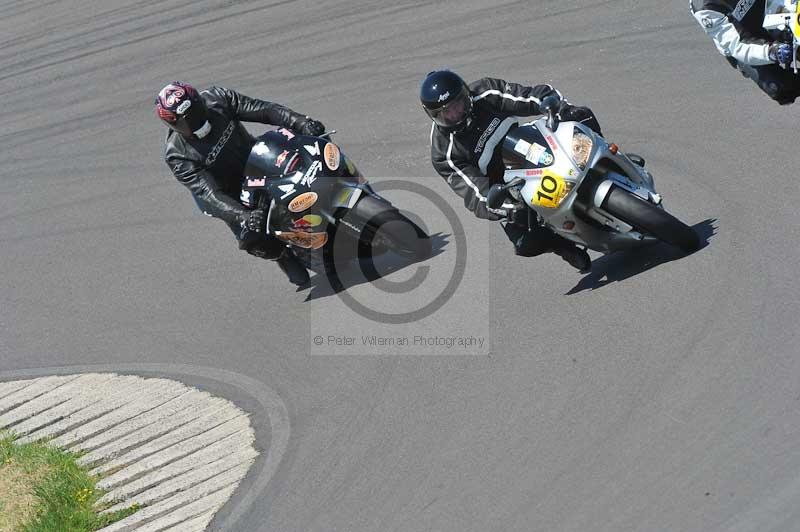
501,124 -> 555,170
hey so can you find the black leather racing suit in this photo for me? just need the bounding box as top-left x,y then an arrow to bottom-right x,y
429,77 -> 602,257
163,86 -> 309,256
690,0 -> 800,104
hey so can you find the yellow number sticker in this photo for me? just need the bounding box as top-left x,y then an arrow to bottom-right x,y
794,7 -> 800,41
531,171 -> 567,209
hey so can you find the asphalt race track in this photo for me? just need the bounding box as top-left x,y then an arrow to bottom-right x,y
2,1 -> 800,531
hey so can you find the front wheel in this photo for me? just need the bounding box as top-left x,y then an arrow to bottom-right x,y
602,187 -> 700,252
349,195 -> 431,261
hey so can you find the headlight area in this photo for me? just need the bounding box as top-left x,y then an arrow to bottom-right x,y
572,132 -> 593,170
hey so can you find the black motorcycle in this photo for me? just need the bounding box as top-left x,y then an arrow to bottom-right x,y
242,128 -> 431,273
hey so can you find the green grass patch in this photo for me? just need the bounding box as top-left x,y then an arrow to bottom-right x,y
0,431 -> 140,531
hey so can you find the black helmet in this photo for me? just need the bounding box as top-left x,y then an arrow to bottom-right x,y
420,70 -> 473,131
155,82 -> 211,138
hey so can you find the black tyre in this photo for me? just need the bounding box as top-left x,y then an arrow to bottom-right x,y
350,195 -> 431,261
603,186 -> 700,252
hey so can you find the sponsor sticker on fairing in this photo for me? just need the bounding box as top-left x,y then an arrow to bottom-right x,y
304,142 -> 320,156
324,143 -> 341,171
292,214 -> 323,229
525,143 -> 547,163
285,154 -> 300,174
301,161 -> 323,187
252,142 -> 270,156
246,177 -> 266,187
514,139 -> 532,156
275,150 -> 290,168
276,231 -> 328,249
278,183 -> 296,199
240,190 -> 252,206
524,142 -> 555,166
288,191 -> 318,213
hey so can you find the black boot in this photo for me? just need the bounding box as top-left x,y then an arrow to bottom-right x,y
627,153 -> 645,167
276,248 -> 310,286
553,243 -> 591,273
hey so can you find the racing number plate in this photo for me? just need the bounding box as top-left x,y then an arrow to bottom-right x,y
794,1 -> 800,39
531,171 -> 567,209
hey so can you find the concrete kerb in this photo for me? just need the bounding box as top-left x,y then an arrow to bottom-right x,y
0,363 -> 290,531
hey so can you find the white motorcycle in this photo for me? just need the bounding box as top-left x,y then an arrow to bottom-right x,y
763,0 -> 800,72
486,95 -> 700,253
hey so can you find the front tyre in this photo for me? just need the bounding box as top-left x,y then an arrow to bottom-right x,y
350,195 -> 431,261
603,187 -> 700,252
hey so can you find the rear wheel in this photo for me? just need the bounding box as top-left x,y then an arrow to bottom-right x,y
603,186 -> 699,252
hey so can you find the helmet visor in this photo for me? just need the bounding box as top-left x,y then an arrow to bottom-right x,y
426,87 -> 472,128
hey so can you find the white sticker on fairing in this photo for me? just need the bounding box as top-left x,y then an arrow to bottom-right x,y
252,143 -> 270,156
514,139 -> 532,155
525,143 -> 547,164
278,184 -> 296,199
301,161 -> 323,187
304,142 -> 320,156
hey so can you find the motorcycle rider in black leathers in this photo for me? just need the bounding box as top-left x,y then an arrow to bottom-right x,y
690,0 -> 800,104
421,70 -> 602,272
156,81 -> 326,286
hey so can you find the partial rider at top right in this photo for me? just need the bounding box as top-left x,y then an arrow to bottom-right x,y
690,0 -> 800,104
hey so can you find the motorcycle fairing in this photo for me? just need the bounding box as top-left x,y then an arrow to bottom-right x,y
243,130 -> 385,245
501,118 -> 663,253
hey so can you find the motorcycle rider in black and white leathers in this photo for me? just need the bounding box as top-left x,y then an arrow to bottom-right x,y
422,70 -> 603,272
156,81 -> 326,286
690,0 -> 800,104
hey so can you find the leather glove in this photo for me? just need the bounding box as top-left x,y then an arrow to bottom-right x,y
237,208 -> 266,233
299,118 -> 325,136
557,102 -> 603,135
769,42 -> 793,67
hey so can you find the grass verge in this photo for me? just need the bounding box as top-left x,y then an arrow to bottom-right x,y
0,431 -> 140,531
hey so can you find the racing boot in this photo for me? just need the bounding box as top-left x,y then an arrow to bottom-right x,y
553,242 -> 591,273
276,248 -> 310,286
627,153 -> 645,167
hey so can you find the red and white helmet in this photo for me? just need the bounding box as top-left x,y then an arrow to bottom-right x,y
155,82 -> 211,138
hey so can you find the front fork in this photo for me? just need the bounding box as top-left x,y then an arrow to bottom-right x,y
323,182 -> 386,238
585,173 -> 661,236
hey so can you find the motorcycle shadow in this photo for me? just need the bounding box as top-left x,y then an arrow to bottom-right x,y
566,218 -> 717,295
297,232 -> 449,301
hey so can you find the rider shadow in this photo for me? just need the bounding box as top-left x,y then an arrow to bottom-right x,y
565,218 -> 718,295
298,232 -> 450,302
